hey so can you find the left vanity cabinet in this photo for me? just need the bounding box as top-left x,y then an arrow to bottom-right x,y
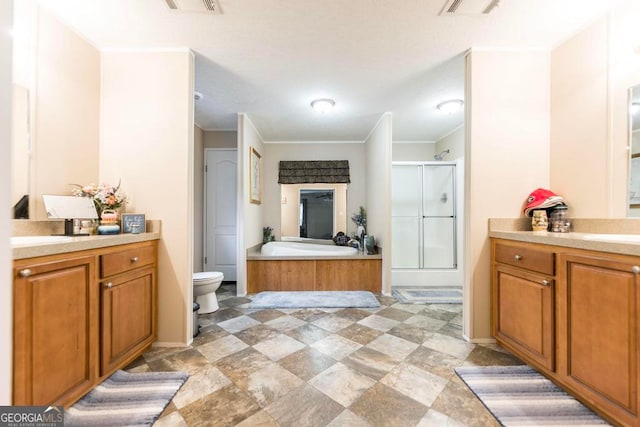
13,239 -> 158,407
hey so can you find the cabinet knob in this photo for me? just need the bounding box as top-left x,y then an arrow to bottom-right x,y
18,269 -> 32,278
514,254 -> 523,261
131,256 -> 139,263
541,279 -> 550,286
632,265 -> 640,274
104,282 -> 113,289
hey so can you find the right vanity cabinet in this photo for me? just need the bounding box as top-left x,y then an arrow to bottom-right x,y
492,238 -> 640,427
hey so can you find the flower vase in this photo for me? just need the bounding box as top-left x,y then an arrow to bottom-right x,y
97,209 -> 120,235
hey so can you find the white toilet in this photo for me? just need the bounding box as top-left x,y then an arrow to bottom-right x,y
193,271 -> 224,314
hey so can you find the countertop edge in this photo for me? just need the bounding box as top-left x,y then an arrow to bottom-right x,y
12,232 -> 161,260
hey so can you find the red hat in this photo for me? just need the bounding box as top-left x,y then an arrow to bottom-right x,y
523,188 -> 564,217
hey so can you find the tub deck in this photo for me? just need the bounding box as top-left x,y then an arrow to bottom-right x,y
246,245 -> 382,294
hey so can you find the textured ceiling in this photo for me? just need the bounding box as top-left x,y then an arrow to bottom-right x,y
39,0 -> 620,141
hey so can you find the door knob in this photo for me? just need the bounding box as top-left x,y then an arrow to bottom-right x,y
18,269 -> 32,278
104,282 -> 113,289
131,256 -> 138,263
541,280 -> 550,286
632,265 -> 640,274
514,254 -> 523,261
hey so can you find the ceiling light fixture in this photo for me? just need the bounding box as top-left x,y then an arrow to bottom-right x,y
631,102 -> 640,115
437,99 -> 464,114
310,98 -> 335,114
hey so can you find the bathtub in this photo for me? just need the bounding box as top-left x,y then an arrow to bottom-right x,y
261,241 -> 358,256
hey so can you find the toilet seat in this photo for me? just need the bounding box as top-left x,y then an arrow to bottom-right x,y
193,271 -> 224,283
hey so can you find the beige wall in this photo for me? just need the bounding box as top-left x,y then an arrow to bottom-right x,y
392,142 -> 435,162
100,50 -> 195,345
237,114 -> 264,295
194,125 -> 204,271
1,0 -> 13,405
263,143 -> 366,239
11,85 -> 29,207
465,50 -> 550,341
204,130 -> 237,148
436,126 -> 465,160
365,113 -> 393,294
32,8 -> 100,219
550,16 -> 609,218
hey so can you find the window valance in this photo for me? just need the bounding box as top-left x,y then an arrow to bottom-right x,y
278,160 -> 351,184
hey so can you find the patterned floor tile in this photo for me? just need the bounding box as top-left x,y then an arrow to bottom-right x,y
366,333 -> 419,360
253,333 -> 306,361
235,363 -> 305,408
423,333 -> 475,360
284,323 -> 332,345
356,314 -> 401,332
153,410 -> 188,427
406,346 -> 464,380
387,323 -> 434,344
172,365 -> 232,409
311,314 -> 355,332
263,314 -> 307,331
375,307 -> 415,322
234,410 -> 280,427
464,344 -> 524,366
390,302 -> 426,314
290,308 -> 329,322
325,409 -> 372,427
247,308 -> 286,323
147,348 -> 210,375
309,362 -> 376,406
277,347 -> 337,381
233,324 -> 280,346
381,362 -> 449,406
417,409 -> 467,427
215,347 -> 272,383
349,382 -> 429,427
404,314 -> 448,331
197,335 -> 249,363
179,384 -> 260,427
333,308 -> 371,322
336,323 -> 383,345
217,315 -> 261,333
310,334 -> 362,360
265,384 -> 344,427
430,378 -> 500,427
342,347 -> 400,381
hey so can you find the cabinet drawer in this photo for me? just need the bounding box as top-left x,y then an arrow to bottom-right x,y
101,244 -> 155,278
494,242 -> 554,276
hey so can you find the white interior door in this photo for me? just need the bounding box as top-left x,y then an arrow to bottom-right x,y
205,149 -> 237,280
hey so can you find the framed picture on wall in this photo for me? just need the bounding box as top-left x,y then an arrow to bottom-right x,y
250,146 -> 262,204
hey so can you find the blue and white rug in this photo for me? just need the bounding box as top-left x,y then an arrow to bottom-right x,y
455,365 -> 610,426
65,370 -> 188,426
249,291 -> 381,309
392,286 -> 462,304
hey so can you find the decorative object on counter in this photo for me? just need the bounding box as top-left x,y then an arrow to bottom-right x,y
71,180 -> 127,217
332,231 -> 350,246
523,188 -> 565,217
364,234 -> 378,254
548,205 -> 571,233
262,226 -> 275,244
531,210 -> 548,232
122,213 -> 146,234
97,209 -> 120,235
351,206 -> 367,251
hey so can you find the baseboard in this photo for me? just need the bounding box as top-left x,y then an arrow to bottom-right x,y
468,337 -> 496,344
152,341 -> 189,348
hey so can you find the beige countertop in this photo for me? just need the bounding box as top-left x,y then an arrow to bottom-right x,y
12,232 -> 161,260
489,218 -> 640,256
246,245 -> 382,261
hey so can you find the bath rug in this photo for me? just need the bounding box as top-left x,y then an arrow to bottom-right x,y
455,365 -> 610,426
392,286 -> 462,304
65,370 -> 188,426
249,291 -> 380,309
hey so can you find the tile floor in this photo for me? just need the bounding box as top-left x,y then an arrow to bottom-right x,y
126,284 -> 523,426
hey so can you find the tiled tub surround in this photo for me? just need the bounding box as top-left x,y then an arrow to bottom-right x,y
128,284 -> 523,426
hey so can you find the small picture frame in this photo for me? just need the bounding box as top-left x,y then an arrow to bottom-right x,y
250,146 -> 262,204
121,213 -> 146,234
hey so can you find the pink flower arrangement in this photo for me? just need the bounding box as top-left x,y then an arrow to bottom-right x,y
71,181 -> 127,215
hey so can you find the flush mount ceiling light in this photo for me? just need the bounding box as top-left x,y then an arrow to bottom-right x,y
631,102 -> 640,115
310,98 -> 335,114
436,99 -> 464,114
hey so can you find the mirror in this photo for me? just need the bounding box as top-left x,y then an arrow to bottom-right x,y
281,183 -> 347,240
629,84 -> 640,215
11,84 -> 31,219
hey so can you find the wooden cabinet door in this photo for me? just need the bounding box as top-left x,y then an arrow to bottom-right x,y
493,264 -> 554,371
13,255 -> 97,406
558,253 -> 639,423
101,266 -> 156,376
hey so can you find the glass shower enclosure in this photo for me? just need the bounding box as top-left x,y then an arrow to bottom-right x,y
392,163 -> 456,270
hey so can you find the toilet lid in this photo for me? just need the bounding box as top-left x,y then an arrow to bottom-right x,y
193,271 -> 224,282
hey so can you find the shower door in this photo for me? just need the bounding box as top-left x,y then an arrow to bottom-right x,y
391,163 -> 456,269
422,165 -> 456,268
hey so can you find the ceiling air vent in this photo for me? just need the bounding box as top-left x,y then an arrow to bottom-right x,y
164,0 -> 220,14
440,0 -> 500,15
